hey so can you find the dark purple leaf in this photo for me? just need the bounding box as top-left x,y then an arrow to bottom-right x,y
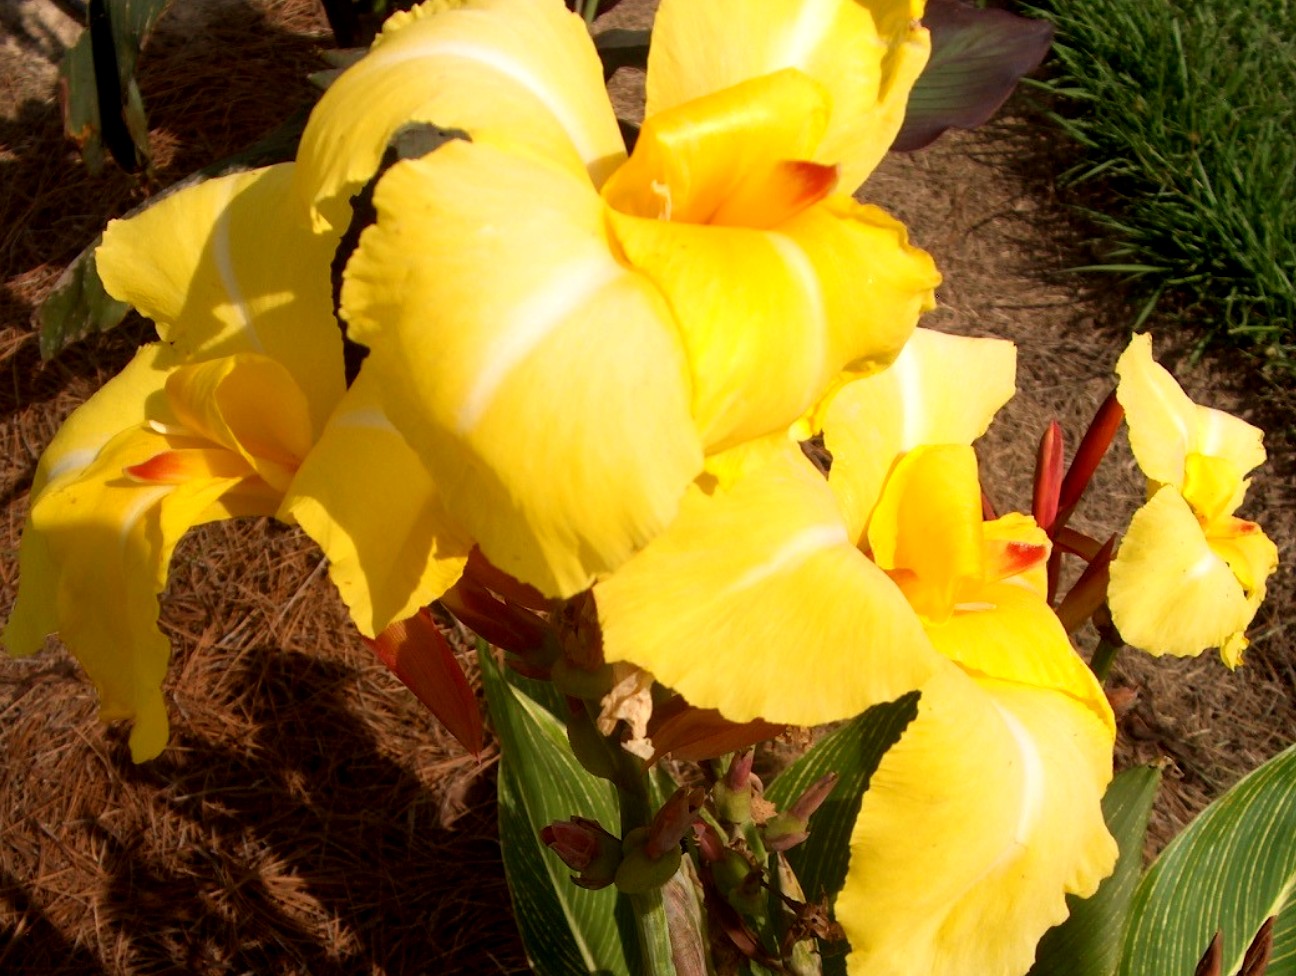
892,0 -> 1054,152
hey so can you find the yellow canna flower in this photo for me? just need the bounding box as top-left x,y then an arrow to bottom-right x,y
1108,333 -> 1278,666
317,0 -> 940,596
3,165 -> 471,760
598,329 -> 1115,974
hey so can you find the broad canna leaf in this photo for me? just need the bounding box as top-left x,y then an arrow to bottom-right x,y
763,693 -> 920,976
893,0 -> 1054,152
481,645 -> 641,976
1030,765 -> 1162,976
1117,743 -> 1296,976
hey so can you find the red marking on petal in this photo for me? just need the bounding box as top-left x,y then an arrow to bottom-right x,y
363,609 -> 484,756
990,540 -> 1048,579
776,160 -> 839,211
124,452 -> 190,484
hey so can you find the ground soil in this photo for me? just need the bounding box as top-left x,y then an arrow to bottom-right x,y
1,1 -> 1292,973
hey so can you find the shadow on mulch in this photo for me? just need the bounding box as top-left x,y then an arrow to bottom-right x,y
0,0 -> 329,329
1,643 -> 527,976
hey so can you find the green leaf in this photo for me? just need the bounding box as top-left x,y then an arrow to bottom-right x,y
1117,742 -> 1296,976
481,646 -> 637,976
62,0 -> 173,173
594,28 -> 650,80
764,694 -> 920,976
894,0 -> 1054,152
1030,765 -> 1162,976
36,239 -> 130,360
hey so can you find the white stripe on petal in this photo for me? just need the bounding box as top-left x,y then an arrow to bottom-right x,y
993,701 -> 1047,847
768,232 -> 828,377
723,523 -> 849,596
375,36 -> 604,170
212,180 -> 262,352
456,255 -> 624,433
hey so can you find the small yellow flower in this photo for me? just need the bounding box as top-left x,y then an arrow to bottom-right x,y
1108,333 -> 1278,666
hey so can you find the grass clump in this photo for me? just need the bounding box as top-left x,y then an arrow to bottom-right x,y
1025,0 -> 1296,367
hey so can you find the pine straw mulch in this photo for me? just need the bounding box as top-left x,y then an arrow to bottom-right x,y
1,0 -> 1293,973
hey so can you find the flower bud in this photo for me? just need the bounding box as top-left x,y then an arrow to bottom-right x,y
615,827 -> 682,894
540,816 -> 622,890
763,773 -> 837,852
646,786 -> 705,859
714,750 -> 754,824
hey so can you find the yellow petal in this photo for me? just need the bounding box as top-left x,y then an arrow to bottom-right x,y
647,0 -> 930,192
602,69 -> 833,227
597,440 -> 938,726
867,445 -> 984,621
5,425 -> 273,761
282,371 -> 473,637
927,582 -> 1113,732
821,329 -> 1015,541
294,0 -> 625,233
1109,485 -> 1262,659
839,666 -> 1116,976
162,354 -> 315,493
96,164 -> 345,431
982,512 -> 1050,598
1193,401 -> 1266,479
606,193 -> 937,452
4,345 -> 178,655
1114,333 -> 1199,487
341,142 -> 701,597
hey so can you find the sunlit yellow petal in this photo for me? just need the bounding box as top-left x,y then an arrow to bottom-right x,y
822,329 -> 1015,540
1114,333 -> 1199,487
295,0 -> 625,233
981,512 -> 1049,597
282,371 -> 473,637
96,165 -> 344,430
647,0 -> 930,192
1192,401 -> 1266,479
868,445 -> 983,621
597,440 -> 938,726
5,425 -> 274,761
163,355 -> 315,493
603,69 -> 833,227
606,193 -> 937,451
341,142 -> 701,597
927,582 -> 1113,731
839,667 -> 1116,976
1109,485 -> 1260,658
4,345 -> 178,655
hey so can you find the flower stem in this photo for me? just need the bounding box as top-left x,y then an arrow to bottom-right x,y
617,767 -> 679,973
1089,637 -> 1123,684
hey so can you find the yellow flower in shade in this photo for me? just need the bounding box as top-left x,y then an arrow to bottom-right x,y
1108,333 -> 1278,666
597,329 -> 1115,975
309,0 -> 940,597
2,166 -> 470,761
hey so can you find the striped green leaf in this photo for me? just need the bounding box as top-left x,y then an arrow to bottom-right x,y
1117,742 -> 1296,976
764,694 -> 920,976
481,647 -> 637,976
1030,765 -> 1162,976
